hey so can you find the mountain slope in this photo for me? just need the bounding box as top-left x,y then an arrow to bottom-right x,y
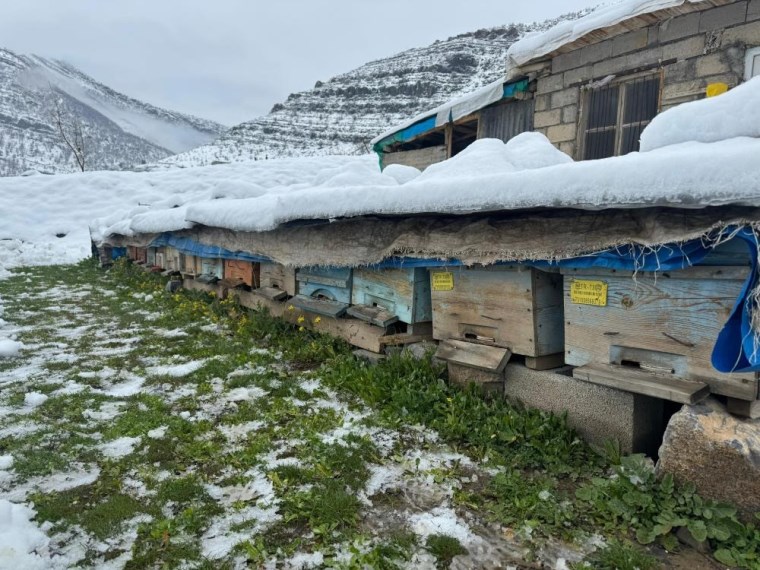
164,11 -> 590,168
0,48 -> 226,176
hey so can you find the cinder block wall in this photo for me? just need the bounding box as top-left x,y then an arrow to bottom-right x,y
531,0 -> 760,159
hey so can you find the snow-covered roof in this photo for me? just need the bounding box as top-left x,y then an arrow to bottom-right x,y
370,77 -> 530,147
507,0 -> 709,67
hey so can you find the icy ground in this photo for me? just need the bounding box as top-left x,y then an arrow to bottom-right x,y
0,264 -> 589,569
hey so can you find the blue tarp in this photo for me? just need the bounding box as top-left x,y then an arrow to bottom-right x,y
111,247 -> 127,260
148,233 -> 271,263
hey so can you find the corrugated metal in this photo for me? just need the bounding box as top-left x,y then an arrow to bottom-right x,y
478,99 -> 535,142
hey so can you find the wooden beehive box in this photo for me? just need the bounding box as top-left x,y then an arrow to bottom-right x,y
292,267 -> 353,317
153,247 -> 167,269
147,247 -> 157,267
179,253 -> 197,277
223,260 -> 261,288
198,257 -> 223,280
164,247 -> 181,272
430,265 -> 564,368
349,267 -> 432,327
562,264 -> 758,403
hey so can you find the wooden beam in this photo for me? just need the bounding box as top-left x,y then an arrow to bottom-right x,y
572,363 -> 710,404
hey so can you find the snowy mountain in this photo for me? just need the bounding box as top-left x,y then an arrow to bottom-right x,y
0,47 -> 226,177
163,11 -> 591,168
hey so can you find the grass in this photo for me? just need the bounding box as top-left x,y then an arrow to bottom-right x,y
1,258 -> 759,569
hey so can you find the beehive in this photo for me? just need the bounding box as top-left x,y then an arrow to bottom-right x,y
563,264 -> 758,403
430,265 -> 564,369
292,267 -> 353,317
223,260 -> 261,288
349,267 -> 432,327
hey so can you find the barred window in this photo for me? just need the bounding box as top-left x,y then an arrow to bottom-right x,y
583,75 -> 661,160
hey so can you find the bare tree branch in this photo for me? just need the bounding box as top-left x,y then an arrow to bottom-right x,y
51,92 -> 86,172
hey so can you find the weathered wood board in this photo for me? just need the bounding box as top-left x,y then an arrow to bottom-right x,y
234,291 -> 386,353
381,145 -> 447,170
180,254 -> 198,277
562,266 -> 758,400
260,263 -> 297,296
297,267 -> 353,305
135,247 -> 147,264
436,339 -> 512,373
147,247 -> 157,267
164,247 -> 181,272
224,260 -> 261,288
430,266 -> 564,358
291,294 -> 348,318
573,363 -> 710,404
352,267 -> 431,325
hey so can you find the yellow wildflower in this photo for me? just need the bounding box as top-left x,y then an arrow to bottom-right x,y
297,315 -> 305,324
313,316 -> 321,324
287,305 -> 295,312
298,326 -> 305,332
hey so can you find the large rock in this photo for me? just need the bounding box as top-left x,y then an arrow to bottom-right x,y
657,397 -> 760,520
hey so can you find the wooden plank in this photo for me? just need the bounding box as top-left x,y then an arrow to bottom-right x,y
346,304 -> 399,328
381,146 -> 447,170
573,363 -> 710,405
232,291 -> 386,353
563,267 -> 758,400
291,294 -> 348,318
379,332 -> 434,347
435,339 -> 512,373
253,286 -> 288,301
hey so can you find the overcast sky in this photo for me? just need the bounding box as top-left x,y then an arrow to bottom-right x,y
1,1 -> 597,126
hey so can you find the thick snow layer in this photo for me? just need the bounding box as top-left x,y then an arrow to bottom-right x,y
184,132 -> 760,233
0,500 -> 51,570
507,0 -> 701,67
640,77 -> 760,151
0,155 -> 368,271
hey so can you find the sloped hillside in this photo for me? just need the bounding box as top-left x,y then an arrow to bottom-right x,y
164,12 -> 589,168
0,48 -> 226,176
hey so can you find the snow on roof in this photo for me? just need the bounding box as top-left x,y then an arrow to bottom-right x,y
184,133 -> 760,233
370,77 -> 507,146
507,0 -> 704,67
640,76 -> 760,151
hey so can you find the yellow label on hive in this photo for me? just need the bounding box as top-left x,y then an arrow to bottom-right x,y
432,272 -> 455,291
570,279 -> 608,306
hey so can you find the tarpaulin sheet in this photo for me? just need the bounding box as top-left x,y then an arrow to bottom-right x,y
148,233 -> 271,263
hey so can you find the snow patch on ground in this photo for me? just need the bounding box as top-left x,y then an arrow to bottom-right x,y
99,436 -> 141,459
